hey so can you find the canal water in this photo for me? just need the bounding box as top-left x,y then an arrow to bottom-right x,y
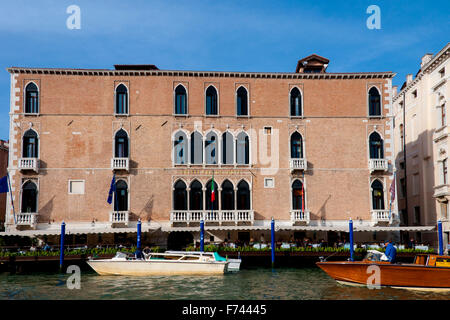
0,268 -> 448,300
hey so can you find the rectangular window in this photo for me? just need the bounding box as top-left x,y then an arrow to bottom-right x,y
400,178 -> 406,198
412,90 -> 417,98
69,180 -> 85,194
414,206 -> 421,225
440,202 -> 448,220
263,126 -> 272,135
439,67 -> 445,78
444,159 -> 448,185
442,104 -> 447,127
412,174 -> 419,195
264,178 -> 274,188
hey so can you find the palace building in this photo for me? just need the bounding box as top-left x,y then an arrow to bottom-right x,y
3,54 -> 411,248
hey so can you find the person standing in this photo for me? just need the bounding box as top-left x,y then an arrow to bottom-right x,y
384,240 -> 397,263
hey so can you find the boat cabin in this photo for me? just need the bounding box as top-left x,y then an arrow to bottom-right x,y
413,254 -> 450,267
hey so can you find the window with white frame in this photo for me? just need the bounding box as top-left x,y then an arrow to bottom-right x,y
439,159 -> 448,185
69,180 -> 85,194
264,178 -> 274,188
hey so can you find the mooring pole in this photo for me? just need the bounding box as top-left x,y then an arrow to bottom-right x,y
438,220 -> 444,256
200,219 -> 204,252
349,218 -> 354,262
59,221 -> 65,271
271,218 -> 275,267
137,219 -> 142,251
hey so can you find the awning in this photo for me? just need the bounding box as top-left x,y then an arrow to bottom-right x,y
354,226 -> 436,232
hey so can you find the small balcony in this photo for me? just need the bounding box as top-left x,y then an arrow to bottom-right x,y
433,125 -> 448,142
371,210 -> 391,224
290,210 -> 310,225
290,158 -> 307,172
433,184 -> 450,198
111,157 -> 129,171
369,159 -> 388,172
15,212 -> 37,228
18,158 -> 39,173
170,210 -> 254,226
110,211 -> 129,226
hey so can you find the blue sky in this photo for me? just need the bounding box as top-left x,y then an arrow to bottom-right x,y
0,0 -> 448,140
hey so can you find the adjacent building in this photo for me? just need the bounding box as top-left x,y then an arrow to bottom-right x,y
393,43 -> 450,247
3,54 -> 405,248
0,140 -> 8,230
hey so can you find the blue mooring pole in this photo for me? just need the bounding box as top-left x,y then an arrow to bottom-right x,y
137,219 -> 142,251
271,218 -> 275,267
200,219 -> 204,252
438,220 -> 444,256
349,218 -> 354,262
59,221 -> 65,271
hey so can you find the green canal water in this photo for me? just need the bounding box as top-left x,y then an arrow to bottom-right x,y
0,268 -> 448,300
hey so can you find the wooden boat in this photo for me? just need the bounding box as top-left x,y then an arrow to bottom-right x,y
87,251 -> 229,276
316,250 -> 450,291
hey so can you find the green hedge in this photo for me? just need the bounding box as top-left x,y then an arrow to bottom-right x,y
185,245 -> 434,254
0,246 -> 163,258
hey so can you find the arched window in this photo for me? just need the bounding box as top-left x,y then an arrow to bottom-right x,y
175,85 -> 187,115
115,84 -> 128,114
205,180 -> 219,210
114,129 -> 129,158
290,132 -> 303,158
174,131 -> 187,164
189,180 -> 203,210
369,132 -> 384,159
206,86 -> 218,115
236,87 -> 248,116
190,131 -> 203,164
222,132 -> 234,165
371,180 -> 385,210
292,180 -> 304,210
23,129 -> 38,158
205,131 -> 218,164
290,87 -> 302,117
25,83 -> 39,114
114,180 -> 129,211
236,132 -> 249,165
236,180 -> 250,210
368,87 -> 381,116
173,180 -> 187,210
21,181 -> 38,213
221,180 -> 235,210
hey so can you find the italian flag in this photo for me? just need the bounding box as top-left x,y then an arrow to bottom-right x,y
211,173 -> 215,202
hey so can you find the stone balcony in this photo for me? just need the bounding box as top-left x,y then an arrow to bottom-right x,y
18,158 -> 39,173
170,210 -> 254,226
289,158 -> 307,172
371,209 -> 397,225
369,159 -> 388,172
433,184 -> 450,198
110,211 -> 129,226
290,210 -> 310,225
111,157 -> 129,171
15,212 -> 37,228
433,125 -> 448,142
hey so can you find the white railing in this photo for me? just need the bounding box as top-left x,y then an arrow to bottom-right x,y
290,158 -> 307,171
18,158 -> 39,172
15,212 -> 37,227
290,210 -> 310,224
110,211 -> 129,226
111,157 -> 129,171
371,210 -> 391,223
170,210 -> 254,225
369,159 -> 388,172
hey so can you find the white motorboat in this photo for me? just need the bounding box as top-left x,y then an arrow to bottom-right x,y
87,251 -> 229,276
166,251 -> 242,272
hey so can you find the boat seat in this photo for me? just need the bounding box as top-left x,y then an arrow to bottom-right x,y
213,252 -> 227,262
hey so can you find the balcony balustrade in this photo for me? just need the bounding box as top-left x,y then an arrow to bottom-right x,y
369,159 -> 388,172
170,210 -> 254,226
15,212 -> 37,227
110,211 -> 129,226
289,158 -> 307,171
290,210 -> 310,224
18,158 -> 39,173
111,157 -> 129,171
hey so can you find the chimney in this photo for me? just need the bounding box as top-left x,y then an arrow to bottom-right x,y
392,86 -> 398,97
421,53 -> 433,67
406,74 -> 413,84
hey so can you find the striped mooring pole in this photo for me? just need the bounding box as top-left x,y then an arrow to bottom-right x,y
349,218 -> 354,262
59,221 -> 65,271
438,220 -> 444,256
271,218 -> 275,267
200,219 -> 204,252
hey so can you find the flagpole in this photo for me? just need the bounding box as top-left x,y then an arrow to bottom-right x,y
7,172 -> 16,225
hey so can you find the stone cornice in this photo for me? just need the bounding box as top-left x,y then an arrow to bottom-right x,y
6,67 -> 395,80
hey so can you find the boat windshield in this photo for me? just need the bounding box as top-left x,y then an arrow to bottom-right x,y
364,250 -> 385,262
113,252 -> 130,260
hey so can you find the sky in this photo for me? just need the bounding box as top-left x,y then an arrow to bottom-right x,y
0,0 -> 448,140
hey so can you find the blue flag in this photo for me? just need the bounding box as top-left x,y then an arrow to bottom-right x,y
107,174 -> 116,204
0,175 -> 9,194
